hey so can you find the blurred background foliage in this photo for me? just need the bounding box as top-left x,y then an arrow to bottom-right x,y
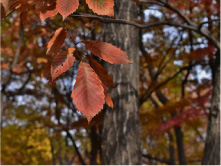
1,0 -> 220,164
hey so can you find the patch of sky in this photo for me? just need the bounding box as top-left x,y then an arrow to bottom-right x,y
142,33 -> 154,43
194,65 -> 212,83
173,60 -> 183,66
144,8 -> 163,22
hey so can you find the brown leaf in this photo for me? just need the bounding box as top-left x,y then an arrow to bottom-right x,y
40,8 -> 58,22
86,54 -> 115,88
1,0 -> 9,18
41,65 -> 56,85
46,27 -> 66,56
51,48 -> 76,81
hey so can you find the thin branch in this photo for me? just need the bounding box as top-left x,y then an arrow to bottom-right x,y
156,0 -> 194,26
71,13 -> 220,50
139,62 -> 200,105
72,13 -> 197,31
198,19 -> 220,30
66,131 -> 86,165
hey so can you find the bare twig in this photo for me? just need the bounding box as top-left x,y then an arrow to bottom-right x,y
66,131 -> 86,165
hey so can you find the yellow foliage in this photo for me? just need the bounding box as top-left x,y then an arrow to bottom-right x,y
1,125 -> 52,165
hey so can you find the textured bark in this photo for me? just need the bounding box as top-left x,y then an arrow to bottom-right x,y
102,0 -> 141,164
202,51 -> 220,165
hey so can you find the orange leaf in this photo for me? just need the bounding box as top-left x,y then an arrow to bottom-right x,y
102,84 -> 113,108
72,62 -> 105,122
83,40 -> 131,64
51,48 -> 76,81
105,91 -> 113,108
40,8 -> 58,22
85,0 -> 114,17
86,54 -> 115,88
46,27 -> 66,56
56,0 -> 79,20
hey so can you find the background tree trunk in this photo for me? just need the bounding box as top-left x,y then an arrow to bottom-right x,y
101,0 -> 141,164
202,51 -> 220,165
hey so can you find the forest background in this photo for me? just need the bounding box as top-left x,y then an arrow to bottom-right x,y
1,0 -> 220,165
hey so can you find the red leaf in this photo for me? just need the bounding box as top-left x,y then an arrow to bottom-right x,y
83,40 -> 131,64
56,0 -> 79,20
40,8 -> 58,22
86,54 -> 115,88
46,27 -> 66,56
85,0 -> 114,17
105,92 -> 113,108
51,48 -> 76,81
86,55 -> 114,108
102,84 -> 113,108
71,62 -> 105,122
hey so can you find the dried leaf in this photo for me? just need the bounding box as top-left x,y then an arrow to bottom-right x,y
40,8 -> 58,22
86,54 -> 115,88
46,27 -> 66,56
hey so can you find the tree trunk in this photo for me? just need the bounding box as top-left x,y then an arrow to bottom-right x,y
174,126 -> 187,165
202,51 -> 220,165
102,0 -> 141,164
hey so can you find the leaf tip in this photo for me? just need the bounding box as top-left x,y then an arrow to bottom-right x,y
87,116 -> 92,123
128,59 -> 132,64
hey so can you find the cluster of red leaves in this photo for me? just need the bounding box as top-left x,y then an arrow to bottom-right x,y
184,45 -> 215,62
1,0 -> 115,21
1,0 -> 140,121
158,90 -> 212,131
41,27 -> 131,121
158,108 -> 207,131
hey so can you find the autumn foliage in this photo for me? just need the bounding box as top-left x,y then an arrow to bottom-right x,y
1,0 -> 137,121
1,0 -> 220,165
